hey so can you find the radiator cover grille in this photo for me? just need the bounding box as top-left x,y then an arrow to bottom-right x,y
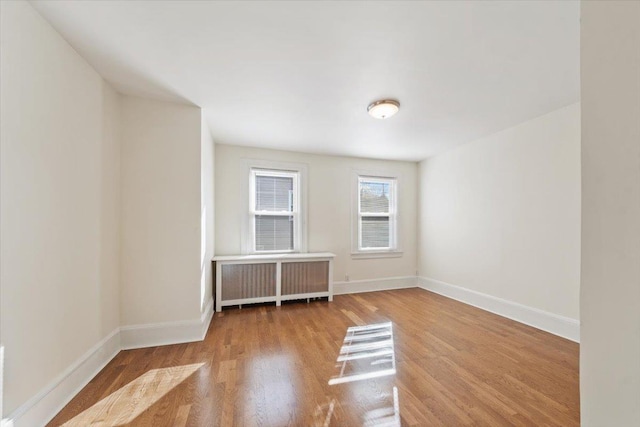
221,263 -> 277,300
281,261 -> 329,295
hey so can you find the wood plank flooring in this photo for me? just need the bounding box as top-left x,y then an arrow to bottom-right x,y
47,288 -> 580,426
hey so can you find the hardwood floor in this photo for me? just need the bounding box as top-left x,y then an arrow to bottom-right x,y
47,288 -> 580,426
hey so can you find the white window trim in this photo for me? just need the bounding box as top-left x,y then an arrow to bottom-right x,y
241,159 -> 308,254
351,170 -> 402,259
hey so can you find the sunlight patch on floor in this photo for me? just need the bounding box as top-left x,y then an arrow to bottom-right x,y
61,363 -> 204,426
322,322 -> 401,426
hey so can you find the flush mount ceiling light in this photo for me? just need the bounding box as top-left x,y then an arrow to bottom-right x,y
367,99 -> 400,119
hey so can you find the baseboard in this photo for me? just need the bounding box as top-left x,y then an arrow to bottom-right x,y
5,328 -> 121,427
121,298 -> 214,350
333,276 -> 417,295
417,277 -> 580,342
199,297 -> 215,339
1,346 -> 5,426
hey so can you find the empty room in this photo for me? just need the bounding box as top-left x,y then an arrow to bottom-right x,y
1,0 -> 639,426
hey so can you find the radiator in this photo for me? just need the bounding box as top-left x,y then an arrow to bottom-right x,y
213,253 -> 335,312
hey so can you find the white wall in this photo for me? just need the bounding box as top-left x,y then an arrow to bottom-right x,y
201,115 -> 215,312
215,145 -> 418,284
120,96 -> 203,326
580,1 -> 640,424
0,0 -> 121,415
418,103 -> 581,320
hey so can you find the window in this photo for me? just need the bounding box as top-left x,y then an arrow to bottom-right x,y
249,168 -> 301,253
355,175 -> 398,254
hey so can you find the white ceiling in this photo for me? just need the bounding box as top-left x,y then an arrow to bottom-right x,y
31,1 -> 580,161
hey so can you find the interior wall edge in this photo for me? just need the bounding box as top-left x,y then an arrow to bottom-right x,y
120,297 -> 214,350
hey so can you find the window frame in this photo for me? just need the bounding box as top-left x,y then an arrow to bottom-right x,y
250,169 -> 298,253
351,172 -> 402,259
242,159 -> 308,254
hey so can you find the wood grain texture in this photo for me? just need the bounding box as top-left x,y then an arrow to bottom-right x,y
47,288 -> 579,426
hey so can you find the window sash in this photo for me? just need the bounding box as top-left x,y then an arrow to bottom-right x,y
251,170 -> 297,213
254,214 -> 295,252
359,215 -> 391,249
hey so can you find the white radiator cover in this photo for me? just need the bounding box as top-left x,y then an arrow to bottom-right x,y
213,253 -> 335,311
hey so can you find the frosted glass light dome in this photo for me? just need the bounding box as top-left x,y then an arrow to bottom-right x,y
367,99 -> 400,119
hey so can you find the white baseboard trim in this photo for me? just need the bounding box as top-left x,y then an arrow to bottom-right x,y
417,277 -> 580,342
6,328 -> 121,427
5,299 -> 215,427
333,276 -> 417,295
199,298 -> 215,339
121,298 -> 214,350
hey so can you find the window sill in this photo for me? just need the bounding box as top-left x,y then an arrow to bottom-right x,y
251,250 -> 297,255
351,250 -> 403,260
213,252 -> 336,262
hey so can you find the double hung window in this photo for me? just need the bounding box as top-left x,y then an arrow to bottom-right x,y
356,176 -> 397,251
250,168 -> 300,252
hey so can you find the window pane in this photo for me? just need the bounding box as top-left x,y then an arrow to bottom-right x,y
255,215 -> 294,251
360,181 -> 390,213
255,175 -> 293,212
361,216 -> 390,248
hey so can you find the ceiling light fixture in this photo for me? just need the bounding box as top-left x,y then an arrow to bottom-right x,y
367,99 -> 400,119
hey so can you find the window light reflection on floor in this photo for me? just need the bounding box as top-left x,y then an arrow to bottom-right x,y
329,322 -> 396,385
60,363 -> 204,426
323,322 -> 401,427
